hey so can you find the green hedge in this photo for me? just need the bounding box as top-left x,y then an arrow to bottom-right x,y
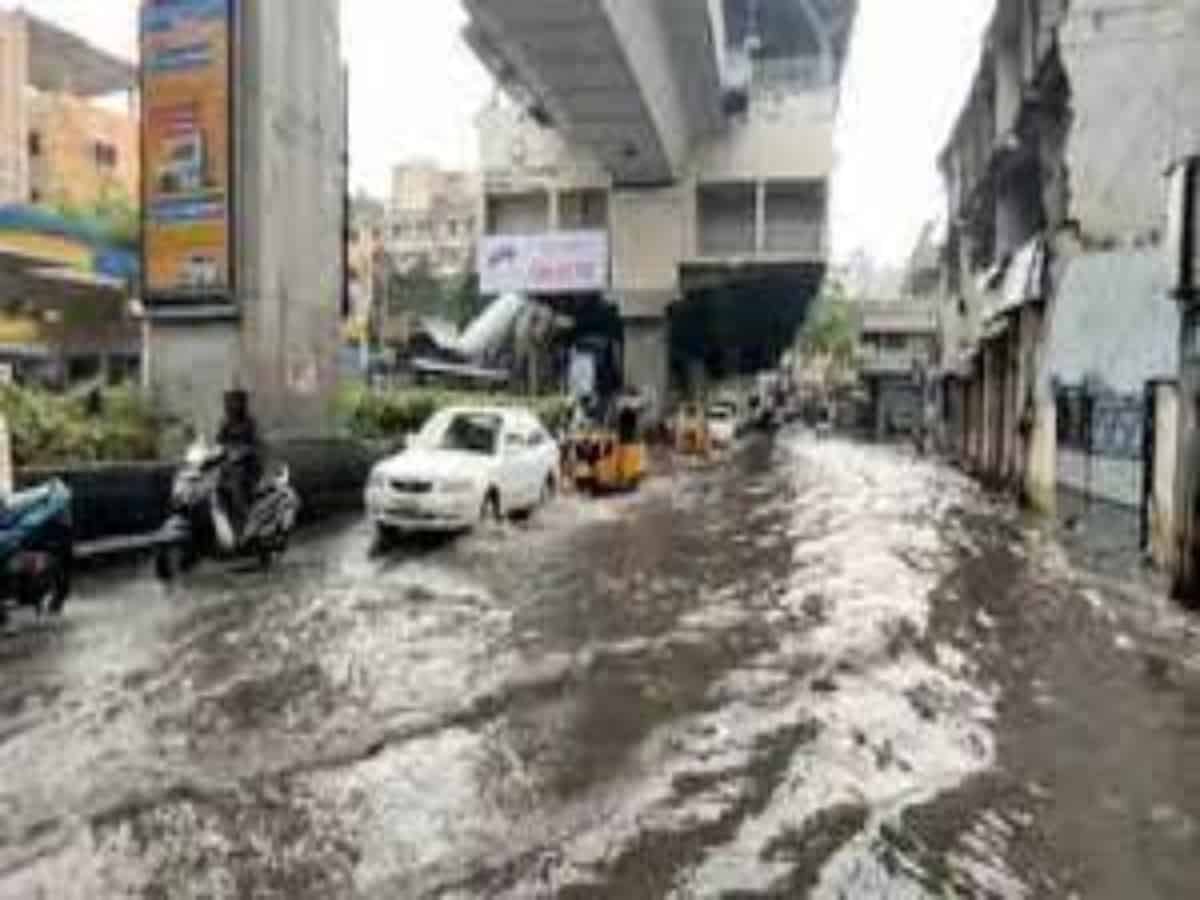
0,385 -> 159,468
338,387 -> 573,442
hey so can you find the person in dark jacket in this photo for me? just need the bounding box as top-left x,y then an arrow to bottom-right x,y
216,390 -> 262,528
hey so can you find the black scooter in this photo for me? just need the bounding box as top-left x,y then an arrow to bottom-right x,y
155,441 -> 299,579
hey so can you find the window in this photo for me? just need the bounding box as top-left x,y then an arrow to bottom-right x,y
881,334 -> 906,352
28,132 -> 41,157
94,141 -> 118,168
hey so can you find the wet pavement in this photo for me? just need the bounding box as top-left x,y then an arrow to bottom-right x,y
3,429 -> 1200,898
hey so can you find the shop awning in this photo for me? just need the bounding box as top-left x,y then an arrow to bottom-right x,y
980,236 -> 1045,324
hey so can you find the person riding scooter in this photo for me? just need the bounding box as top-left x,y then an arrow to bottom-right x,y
216,389 -> 262,529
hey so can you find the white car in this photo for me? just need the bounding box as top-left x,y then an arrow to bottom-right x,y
365,406 -> 559,536
707,404 -> 739,448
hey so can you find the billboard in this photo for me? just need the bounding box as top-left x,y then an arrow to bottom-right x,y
140,0 -> 234,301
478,231 -> 609,296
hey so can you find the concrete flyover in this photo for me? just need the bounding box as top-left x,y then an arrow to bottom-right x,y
464,0 -> 724,185
466,0 -> 858,409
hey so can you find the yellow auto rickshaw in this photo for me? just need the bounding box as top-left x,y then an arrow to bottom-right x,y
562,397 -> 647,494
674,403 -> 711,457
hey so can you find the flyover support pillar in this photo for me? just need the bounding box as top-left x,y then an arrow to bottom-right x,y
622,316 -> 670,426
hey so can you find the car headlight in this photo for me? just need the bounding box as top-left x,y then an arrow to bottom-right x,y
440,478 -> 476,494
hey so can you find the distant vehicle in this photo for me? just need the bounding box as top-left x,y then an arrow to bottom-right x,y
156,131 -> 208,195
366,406 -> 559,539
674,403 -> 710,456
0,480 -> 72,629
707,403 -> 739,448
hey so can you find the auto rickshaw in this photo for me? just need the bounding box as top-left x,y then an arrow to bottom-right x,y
674,403 -> 711,457
562,396 -> 647,494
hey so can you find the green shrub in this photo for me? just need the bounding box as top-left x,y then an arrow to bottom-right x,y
0,385 -> 159,467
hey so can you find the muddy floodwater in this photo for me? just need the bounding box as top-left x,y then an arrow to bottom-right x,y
3,431 -> 1200,898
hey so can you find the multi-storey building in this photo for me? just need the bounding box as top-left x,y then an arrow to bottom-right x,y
0,11 -> 135,210
464,0 -> 857,415
28,91 -> 138,208
386,161 -> 480,278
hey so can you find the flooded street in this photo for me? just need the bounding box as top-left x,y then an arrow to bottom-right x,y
3,429 -> 1200,898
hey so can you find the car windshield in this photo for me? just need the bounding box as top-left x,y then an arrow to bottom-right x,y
708,407 -> 734,420
430,412 -> 501,455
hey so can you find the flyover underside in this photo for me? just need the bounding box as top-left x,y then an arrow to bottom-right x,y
672,262 -> 826,377
465,0 -> 671,181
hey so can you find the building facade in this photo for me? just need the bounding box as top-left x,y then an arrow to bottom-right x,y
939,0 -> 1200,565
465,0 -> 857,417
28,91 -> 138,209
386,161 -> 479,278
0,12 -> 136,209
347,192 -> 385,344
855,301 -> 938,439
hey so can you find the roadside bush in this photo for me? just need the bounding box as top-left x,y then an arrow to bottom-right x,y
0,385 -> 159,467
338,386 -> 573,442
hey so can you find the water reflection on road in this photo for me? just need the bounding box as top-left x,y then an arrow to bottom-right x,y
3,430 -> 1200,898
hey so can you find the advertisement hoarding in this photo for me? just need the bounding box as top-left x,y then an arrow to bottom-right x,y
478,231 -> 609,296
140,0 -> 234,301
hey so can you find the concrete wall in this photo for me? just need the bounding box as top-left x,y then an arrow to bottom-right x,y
692,89 -> 837,181
0,11 -> 28,205
1060,1 -> 1200,244
234,0 -> 344,436
477,102 -> 610,194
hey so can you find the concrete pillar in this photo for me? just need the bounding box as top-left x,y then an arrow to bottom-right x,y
144,0 -> 344,438
622,317 -> 670,425
1025,390 -> 1057,514
1006,323 -> 1021,483
1151,381 -> 1179,569
755,180 -> 767,255
980,344 -> 994,475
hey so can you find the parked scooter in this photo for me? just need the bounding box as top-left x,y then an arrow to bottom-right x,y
0,480 -> 72,628
154,440 -> 299,579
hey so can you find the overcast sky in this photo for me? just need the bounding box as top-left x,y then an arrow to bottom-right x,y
14,0 -> 993,265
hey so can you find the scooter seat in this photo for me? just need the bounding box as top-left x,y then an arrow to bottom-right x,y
0,485 -> 55,529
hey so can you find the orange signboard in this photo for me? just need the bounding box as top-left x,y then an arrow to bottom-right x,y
140,0 -> 233,300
